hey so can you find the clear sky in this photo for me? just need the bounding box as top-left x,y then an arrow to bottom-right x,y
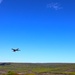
0,0 -> 75,63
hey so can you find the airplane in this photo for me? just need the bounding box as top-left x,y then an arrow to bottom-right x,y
12,48 -> 20,52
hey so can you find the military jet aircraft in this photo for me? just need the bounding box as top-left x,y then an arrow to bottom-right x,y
12,48 -> 20,52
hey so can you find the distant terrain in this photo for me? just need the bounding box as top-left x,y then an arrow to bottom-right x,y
0,63 -> 75,75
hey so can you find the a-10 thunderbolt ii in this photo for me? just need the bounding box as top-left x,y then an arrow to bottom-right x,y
11,48 -> 20,52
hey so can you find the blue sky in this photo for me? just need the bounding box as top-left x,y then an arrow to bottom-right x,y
0,0 -> 75,63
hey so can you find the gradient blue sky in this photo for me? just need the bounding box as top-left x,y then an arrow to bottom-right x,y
0,0 -> 75,63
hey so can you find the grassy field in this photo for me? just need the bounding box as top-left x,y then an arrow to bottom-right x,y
0,63 -> 75,75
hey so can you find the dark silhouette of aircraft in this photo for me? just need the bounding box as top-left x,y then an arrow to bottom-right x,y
12,48 -> 20,52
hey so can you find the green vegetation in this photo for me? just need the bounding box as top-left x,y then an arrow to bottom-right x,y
6,71 -> 19,75
0,63 -> 75,75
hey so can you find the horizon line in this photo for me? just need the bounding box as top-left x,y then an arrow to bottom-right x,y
0,62 -> 75,64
